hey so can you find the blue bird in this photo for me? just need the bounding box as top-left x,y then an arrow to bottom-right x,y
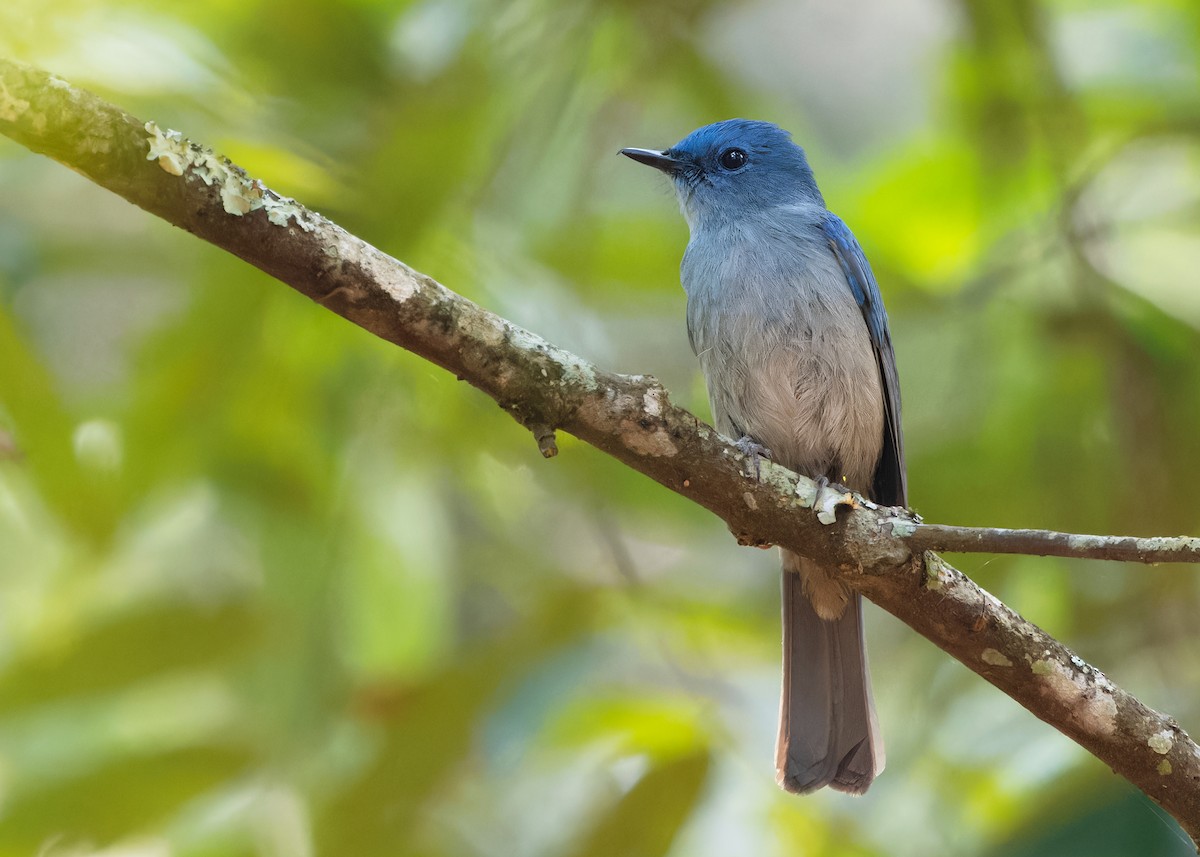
622,120 -> 906,794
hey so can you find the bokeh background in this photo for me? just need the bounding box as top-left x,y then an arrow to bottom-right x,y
3,0 -> 1200,854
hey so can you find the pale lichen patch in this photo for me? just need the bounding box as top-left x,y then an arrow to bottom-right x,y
469,315 -> 513,350
621,423 -> 679,457
793,479 -> 817,509
621,395 -> 677,456
0,76 -> 31,123
981,648 -> 1012,667
1031,657 -> 1118,736
220,179 -> 259,215
1066,534 -> 1108,554
263,194 -> 316,231
814,487 -> 857,525
1158,759 -> 1173,776
559,358 -> 598,391
503,324 -> 558,359
1149,730 -> 1174,755
588,390 -> 678,458
642,387 -> 666,418
379,270 -> 420,304
145,122 -> 188,175
143,121 -> 315,229
924,556 -> 946,590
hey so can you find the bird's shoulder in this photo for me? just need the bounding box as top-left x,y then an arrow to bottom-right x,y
770,201 -> 835,228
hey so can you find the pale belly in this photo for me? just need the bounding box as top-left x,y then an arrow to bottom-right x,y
700,316 -> 885,496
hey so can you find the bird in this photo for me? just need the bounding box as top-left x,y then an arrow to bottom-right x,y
621,119 -> 906,795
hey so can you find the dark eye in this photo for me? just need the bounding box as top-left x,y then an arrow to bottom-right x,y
719,148 -> 748,170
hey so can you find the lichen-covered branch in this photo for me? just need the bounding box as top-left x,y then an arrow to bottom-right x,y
3,58 -> 1199,845
909,523 -> 1200,564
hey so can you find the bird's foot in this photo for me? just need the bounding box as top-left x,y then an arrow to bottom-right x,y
734,435 -> 772,481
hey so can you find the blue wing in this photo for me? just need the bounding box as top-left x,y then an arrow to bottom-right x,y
820,213 -> 907,507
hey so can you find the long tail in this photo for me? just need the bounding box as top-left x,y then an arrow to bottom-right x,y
776,552 -> 883,795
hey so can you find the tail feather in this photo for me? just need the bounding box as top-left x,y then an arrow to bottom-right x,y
776,554 -> 883,795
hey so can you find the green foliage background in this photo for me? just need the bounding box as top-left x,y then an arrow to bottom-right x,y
2,0 -> 1200,854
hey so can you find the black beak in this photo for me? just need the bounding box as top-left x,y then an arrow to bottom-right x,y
620,147 -> 683,174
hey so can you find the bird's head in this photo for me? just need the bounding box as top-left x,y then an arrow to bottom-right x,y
621,119 -> 823,230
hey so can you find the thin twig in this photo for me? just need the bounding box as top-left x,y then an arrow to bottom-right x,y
908,523 -> 1200,564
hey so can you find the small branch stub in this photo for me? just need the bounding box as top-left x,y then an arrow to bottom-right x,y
532,425 -> 558,458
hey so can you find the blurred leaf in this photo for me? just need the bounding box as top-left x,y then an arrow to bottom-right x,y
314,589 -> 595,856
546,694 -> 708,760
0,744 -> 253,853
565,750 -> 710,857
0,308 -> 111,542
850,138 -> 984,287
990,786 -> 1194,857
0,603 -> 263,714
